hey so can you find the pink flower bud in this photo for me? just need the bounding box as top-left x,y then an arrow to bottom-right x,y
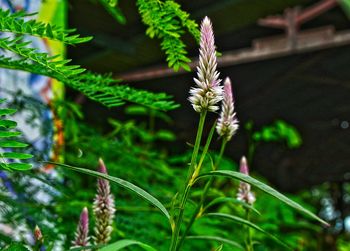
34,225 -> 43,244
71,207 -> 90,248
216,77 -> 239,141
236,156 -> 256,205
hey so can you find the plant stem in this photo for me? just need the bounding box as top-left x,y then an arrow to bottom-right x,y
176,139 -> 227,250
169,111 -> 207,251
245,209 -> 253,251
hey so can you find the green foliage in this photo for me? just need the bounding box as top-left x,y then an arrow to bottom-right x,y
0,9 -> 92,45
339,0 -> 350,19
3,243 -> 30,251
251,120 -> 302,148
97,0 -> 126,24
99,239 -> 157,251
0,10 -> 178,111
0,99 -> 32,171
137,0 -> 199,71
185,236 -> 243,250
204,213 -> 290,249
49,161 -> 171,220
196,170 -> 328,226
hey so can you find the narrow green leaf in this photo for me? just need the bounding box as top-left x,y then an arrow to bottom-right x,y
214,244 -> 224,251
0,109 -> 17,116
3,242 -> 30,251
185,235 -> 244,250
1,152 -> 33,159
205,213 -> 290,249
204,197 -> 261,216
0,119 -> 17,128
0,141 -> 28,148
46,162 -> 170,220
99,239 -> 157,251
0,131 -> 21,137
195,170 -> 329,226
7,163 -> 32,170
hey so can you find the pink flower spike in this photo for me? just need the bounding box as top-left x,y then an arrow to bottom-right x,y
236,156 -> 256,205
98,158 -> 107,174
239,156 -> 249,175
216,77 -> 239,141
71,207 -> 90,248
34,225 -> 43,244
93,159 -> 116,245
189,16 -> 223,113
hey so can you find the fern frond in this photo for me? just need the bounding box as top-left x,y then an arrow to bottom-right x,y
136,0 -> 199,71
0,37 -> 86,77
0,56 -> 179,111
0,9 -> 92,45
0,99 -> 33,171
0,10 -> 179,111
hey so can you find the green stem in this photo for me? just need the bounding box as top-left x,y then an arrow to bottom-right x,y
169,111 -> 207,251
176,139 -> 227,250
245,209 -> 253,251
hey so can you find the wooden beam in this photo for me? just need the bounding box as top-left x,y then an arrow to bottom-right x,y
117,28 -> 350,82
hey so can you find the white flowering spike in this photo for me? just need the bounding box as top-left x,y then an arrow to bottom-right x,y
236,156 -> 256,205
216,77 -> 239,141
189,16 -> 223,113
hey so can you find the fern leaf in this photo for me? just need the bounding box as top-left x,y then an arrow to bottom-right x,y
0,99 -> 33,171
137,0 -> 199,71
0,9 -> 92,45
0,56 -> 179,111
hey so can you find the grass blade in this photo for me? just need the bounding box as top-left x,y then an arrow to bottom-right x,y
46,161 -> 170,220
195,170 -> 329,226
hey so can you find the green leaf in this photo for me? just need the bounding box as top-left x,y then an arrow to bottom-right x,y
99,239 -> 157,251
7,163 -> 32,170
3,242 -> 30,251
204,213 -> 290,249
185,236 -> 243,250
1,152 -> 33,159
0,119 -> 17,128
195,170 -> 329,226
214,244 -> 224,251
47,162 -> 170,220
0,140 -> 28,148
0,108 -> 17,116
0,131 -> 21,137
204,197 -> 261,216
339,0 -> 350,18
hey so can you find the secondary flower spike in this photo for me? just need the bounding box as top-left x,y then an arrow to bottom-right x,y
34,225 -> 44,244
236,156 -> 256,205
93,158 -> 116,245
71,207 -> 90,248
189,16 -> 223,113
216,77 -> 239,141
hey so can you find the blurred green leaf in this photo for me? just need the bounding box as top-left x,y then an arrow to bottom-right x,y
99,239 -> 157,251
205,213 -> 290,249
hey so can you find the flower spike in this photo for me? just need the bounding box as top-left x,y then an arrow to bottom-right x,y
93,158 -> 116,244
216,77 -> 239,141
236,156 -> 256,205
189,16 -> 223,113
71,207 -> 90,248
